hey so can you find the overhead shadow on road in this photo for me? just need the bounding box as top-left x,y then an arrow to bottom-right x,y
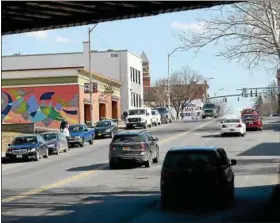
262,123 -> 280,132
66,162 -> 150,172
201,134 -> 242,138
1,184 -> 278,223
238,143 -> 280,156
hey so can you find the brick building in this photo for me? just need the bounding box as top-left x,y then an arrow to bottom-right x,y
141,52 -> 151,98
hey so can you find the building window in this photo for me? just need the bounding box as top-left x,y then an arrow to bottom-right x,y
133,69 -> 135,82
131,92 -> 133,106
138,71 -> 141,85
139,95 -> 142,107
130,67 -> 133,81
136,94 -> 139,107
133,93 -> 136,107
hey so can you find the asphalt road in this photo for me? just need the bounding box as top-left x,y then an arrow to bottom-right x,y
2,117 -> 280,223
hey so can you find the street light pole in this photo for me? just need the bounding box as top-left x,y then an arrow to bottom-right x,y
88,24 -> 98,127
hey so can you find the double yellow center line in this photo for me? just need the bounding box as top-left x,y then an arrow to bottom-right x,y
2,120 -> 215,203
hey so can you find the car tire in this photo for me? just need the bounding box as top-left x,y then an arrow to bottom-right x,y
43,149 -> 49,158
160,196 -> 171,210
80,138 -> 85,147
221,133 -> 225,137
145,153 -> 152,168
89,136 -> 94,145
34,150 -> 40,161
153,147 -> 159,163
109,161 -> 118,169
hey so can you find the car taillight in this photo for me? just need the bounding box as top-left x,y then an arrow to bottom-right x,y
110,145 -> 115,151
236,124 -> 242,128
222,124 -> 227,128
140,143 -> 145,151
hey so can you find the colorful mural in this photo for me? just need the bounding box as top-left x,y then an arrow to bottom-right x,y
1,85 -> 79,128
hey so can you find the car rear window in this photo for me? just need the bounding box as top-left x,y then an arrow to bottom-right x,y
243,114 -> 258,120
112,134 -> 142,143
163,151 -> 217,169
224,119 -> 240,123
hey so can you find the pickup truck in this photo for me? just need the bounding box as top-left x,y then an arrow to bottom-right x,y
68,124 -> 95,147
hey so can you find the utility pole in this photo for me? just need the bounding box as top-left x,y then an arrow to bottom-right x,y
88,24 -> 98,127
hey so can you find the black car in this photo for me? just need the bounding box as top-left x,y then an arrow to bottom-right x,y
95,120 -> 118,138
6,134 -> 49,161
160,146 -> 237,210
41,132 -> 69,154
109,130 -> 159,169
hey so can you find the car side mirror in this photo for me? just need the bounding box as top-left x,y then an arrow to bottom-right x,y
230,159 -> 237,166
153,137 -> 159,141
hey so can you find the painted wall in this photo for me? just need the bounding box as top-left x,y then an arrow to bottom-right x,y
1,85 -> 79,128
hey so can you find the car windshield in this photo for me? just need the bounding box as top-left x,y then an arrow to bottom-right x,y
69,125 -> 83,132
243,114 -> 258,120
129,109 -> 146,115
203,104 -> 216,109
163,151 -> 217,169
156,108 -> 168,114
96,121 -> 111,127
13,136 -> 38,145
224,119 -> 240,123
112,134 -> 142,143
41,133 -> 58,141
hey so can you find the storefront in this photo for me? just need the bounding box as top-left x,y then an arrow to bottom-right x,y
1,68 -> 122,128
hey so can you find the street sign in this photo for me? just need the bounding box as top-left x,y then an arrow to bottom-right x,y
84,82 -> 98,94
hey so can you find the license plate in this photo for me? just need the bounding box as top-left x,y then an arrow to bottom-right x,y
230,129 -> 234,132
249,122 -> 253,124
16,154 -> 22,158
98,133 -> 102,136
123,147 -> 130,151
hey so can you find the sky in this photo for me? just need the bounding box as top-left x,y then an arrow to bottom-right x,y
2,6 -> 278,116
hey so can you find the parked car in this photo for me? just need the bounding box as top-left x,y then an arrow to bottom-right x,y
151,110 -> 161,126
109,130 -> 159,169
68,124 -> 95,147
6,134 -> 49,161
41,132 -> 69,154
125,108 -> 153,129
242,114 -> 263,131
156,107 -> 172,123
220,117 -> 246,137
160,146 -> 237,210
95,120 -> 118,138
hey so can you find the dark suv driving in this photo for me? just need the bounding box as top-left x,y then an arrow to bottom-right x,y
160,146 -> 237,210
109,130 -> 160,169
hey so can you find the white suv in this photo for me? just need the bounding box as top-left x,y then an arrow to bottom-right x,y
126,108 -> 153,129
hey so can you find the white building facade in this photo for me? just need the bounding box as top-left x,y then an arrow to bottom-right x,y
2,42 -> 143,114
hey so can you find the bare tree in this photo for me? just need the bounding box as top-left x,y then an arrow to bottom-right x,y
212,99 -> 232,117
169,66 -> 207,119
177,1 -> 280,71
144,78 -> 168,108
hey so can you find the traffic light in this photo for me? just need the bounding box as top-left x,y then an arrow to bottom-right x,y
224,98 -> 227,102
250,90 -> 253,97
255,89 -> 257,97
241,93 -> 244,97
237,97 -> 239,101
